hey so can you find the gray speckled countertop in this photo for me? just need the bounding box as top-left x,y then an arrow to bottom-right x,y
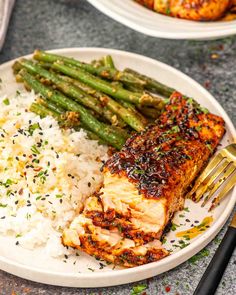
0,0 -> 235,294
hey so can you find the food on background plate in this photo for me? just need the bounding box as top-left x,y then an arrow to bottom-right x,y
0,51 -> 226,267
135,0 -> 236,21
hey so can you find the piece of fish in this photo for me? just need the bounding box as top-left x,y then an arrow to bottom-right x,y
63,92 -> 225,267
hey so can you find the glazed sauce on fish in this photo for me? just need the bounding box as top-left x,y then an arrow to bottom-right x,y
176,216 -> 213,239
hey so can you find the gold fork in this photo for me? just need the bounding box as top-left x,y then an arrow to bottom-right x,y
187,143 -> 236,211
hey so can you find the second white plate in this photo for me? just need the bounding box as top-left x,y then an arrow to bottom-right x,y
87,0 -> 236,40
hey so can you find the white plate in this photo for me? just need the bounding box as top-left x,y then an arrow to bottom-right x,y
0,48 -> 235,287
87,0 -> 236,40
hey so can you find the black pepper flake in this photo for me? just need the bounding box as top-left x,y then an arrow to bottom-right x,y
27,204 -> 31,207
1,216 -> 6,219
39,132 -> 43,135
15,156 -> 19,161
99,262 -> 105,269
56,154 -> 59,159
185,219 -> 190,222
15,200 -> 19,205
88,182 -> 91,187
194,220 -> 199,224
16,241 -> 19,245
64,254 -> 68,259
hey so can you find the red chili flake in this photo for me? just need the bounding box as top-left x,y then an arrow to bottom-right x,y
165,285 -> 171,292
18,188 -> 24,195
201,64 -> 207,71
52,167 -> 57,171
204,80 -> 211,89
33,167 -> 42,172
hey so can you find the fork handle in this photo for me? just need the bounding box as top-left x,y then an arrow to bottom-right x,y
193,225 -> 236,295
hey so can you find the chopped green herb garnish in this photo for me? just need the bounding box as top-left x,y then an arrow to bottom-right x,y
28,123 -> 40,136
0,203 -> 7,208
133,169 -> 145,175
131,284 -> 147,295
195,126 -> 202,132
198,106 -> 209,114
3,98 -> 10,105
56,194 -> 63,198
206,144 -> 213,152
171,125 -> 180,133
188,248 -> 210,264
171,223 -> 179,231
214,237 -> 221,245
0,178 -> 14,188
162,238 -> 167,244
26,213 -> 31,219
187,98 -> 194,104
31,145 -> 40,155
165,8 -> 171,15
183,207 -> 190,212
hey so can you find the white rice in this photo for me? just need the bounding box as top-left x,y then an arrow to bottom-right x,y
0,89 -> 108,257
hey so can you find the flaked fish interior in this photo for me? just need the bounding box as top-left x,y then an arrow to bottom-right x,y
62,92 -> 225,267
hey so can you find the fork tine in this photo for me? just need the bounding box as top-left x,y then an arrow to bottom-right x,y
201,163 -> 235,207
209,172 -> 236,211
187,153 -> 223,199
194,159 -> 230,202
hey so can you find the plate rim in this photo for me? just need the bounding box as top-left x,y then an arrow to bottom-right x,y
0,47 -> 235,287
87,0 -> 236,40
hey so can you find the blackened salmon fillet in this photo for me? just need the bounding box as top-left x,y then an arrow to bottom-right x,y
62,92 -> 225,267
